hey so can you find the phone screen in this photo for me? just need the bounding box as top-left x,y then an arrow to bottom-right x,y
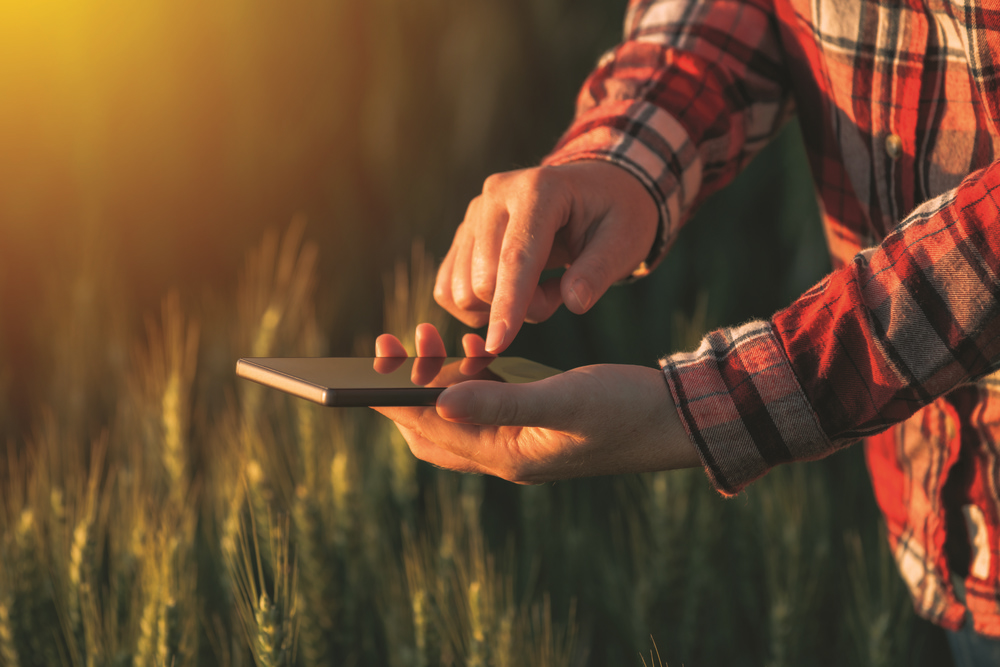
235,356 -> 561,407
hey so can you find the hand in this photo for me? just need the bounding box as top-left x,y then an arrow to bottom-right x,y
372,347 -> 496,387
435,161 -> 658,354
373,324 -> 699,484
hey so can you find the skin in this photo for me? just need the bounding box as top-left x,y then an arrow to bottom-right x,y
373,161 -> 702,482
373,326 -> 699,485
433,161 -> 661,354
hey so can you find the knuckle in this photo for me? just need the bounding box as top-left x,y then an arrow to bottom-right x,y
433,280 -> 448,305
470,269 -> 496,302
444,307 -> 486,329
453,288 -> 480,311
482,172 -> 507,195
500,241 -> 534,269
519,166 -> 558,196
463,311 -> 489,328
520,166 -> 545,189
462,197 -> 482,222
471,281 -> 494,303
434,267 -> 452,298
451,279 -> 488,314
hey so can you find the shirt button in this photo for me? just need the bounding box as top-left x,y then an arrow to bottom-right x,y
885,134 -> 903,161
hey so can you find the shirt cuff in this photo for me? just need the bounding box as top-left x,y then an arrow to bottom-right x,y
660,320 -> 832,495
542,100 -> 702,276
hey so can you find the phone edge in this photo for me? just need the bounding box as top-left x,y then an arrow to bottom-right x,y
235,358 -> 447,407
235,358 -> 329,405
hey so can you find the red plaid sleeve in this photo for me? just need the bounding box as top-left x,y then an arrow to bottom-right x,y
542,0 -> 792,273
663,162 -> 1000,495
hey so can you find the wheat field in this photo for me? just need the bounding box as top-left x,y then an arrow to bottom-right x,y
0,0 -> 955,662
0,218 -> 953,667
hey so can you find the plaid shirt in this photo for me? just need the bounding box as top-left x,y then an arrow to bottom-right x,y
544,0 -> 1000,634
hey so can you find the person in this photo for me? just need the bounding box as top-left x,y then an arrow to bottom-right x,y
374,0 -> 1000,662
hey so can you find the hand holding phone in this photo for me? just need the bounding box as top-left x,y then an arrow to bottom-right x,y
370,323 -> 700,484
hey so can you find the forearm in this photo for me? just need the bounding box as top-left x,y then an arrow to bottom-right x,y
663,160 -> 1000,495
544,0 -> 792,271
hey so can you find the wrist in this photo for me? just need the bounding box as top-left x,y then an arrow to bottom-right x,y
637,365 -> 701,472
578,364 -> 701,477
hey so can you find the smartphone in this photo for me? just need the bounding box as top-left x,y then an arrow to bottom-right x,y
235,356 -> 562,407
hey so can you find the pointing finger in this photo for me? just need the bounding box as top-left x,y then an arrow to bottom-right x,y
486,183 -> 567,353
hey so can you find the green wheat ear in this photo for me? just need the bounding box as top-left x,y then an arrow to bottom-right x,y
0,576 -> 20,667
292,485 -> 335,667
134,588 -> 160,667
13,518 -> 69,664
68,516 -> 95,655
127,291 -> 199,510
467,580 -> 485,667
1,220 -> 598,666
227,509 -> 298,667
411,587 -> 428,667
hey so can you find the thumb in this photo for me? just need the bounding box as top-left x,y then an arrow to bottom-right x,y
436,380 -> 560,427
561,218 -> 652,315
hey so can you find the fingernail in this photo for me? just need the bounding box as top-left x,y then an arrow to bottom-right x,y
568,279 -> 592,312
485,320 -> 507,354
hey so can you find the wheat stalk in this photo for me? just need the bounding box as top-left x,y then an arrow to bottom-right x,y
227,506 -> 298,667
68,516 -> 95,657
382,239 -> 448,352
291,486 -> 335,667
156,598 -> 181,667
135,589 -> 160,667
467,580 -> 485,667
328,422 -> 356,551
237,216 -> 317,363
9,503 -> 61,667
844,527 -> 912,667
0,220 -> 603,667
212,404 -> 248,567
411,587 -> 428,667
0,576 -> 20,667
755,465 -> 830,666
129,291 -> 200,507
639,636 -> 667,667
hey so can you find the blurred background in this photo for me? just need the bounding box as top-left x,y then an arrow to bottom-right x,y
0,0 -> 830,428
0,0 -> 635,429
0,0 -> 954,665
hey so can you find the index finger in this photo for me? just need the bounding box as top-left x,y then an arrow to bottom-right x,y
485,185 -> 566,353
